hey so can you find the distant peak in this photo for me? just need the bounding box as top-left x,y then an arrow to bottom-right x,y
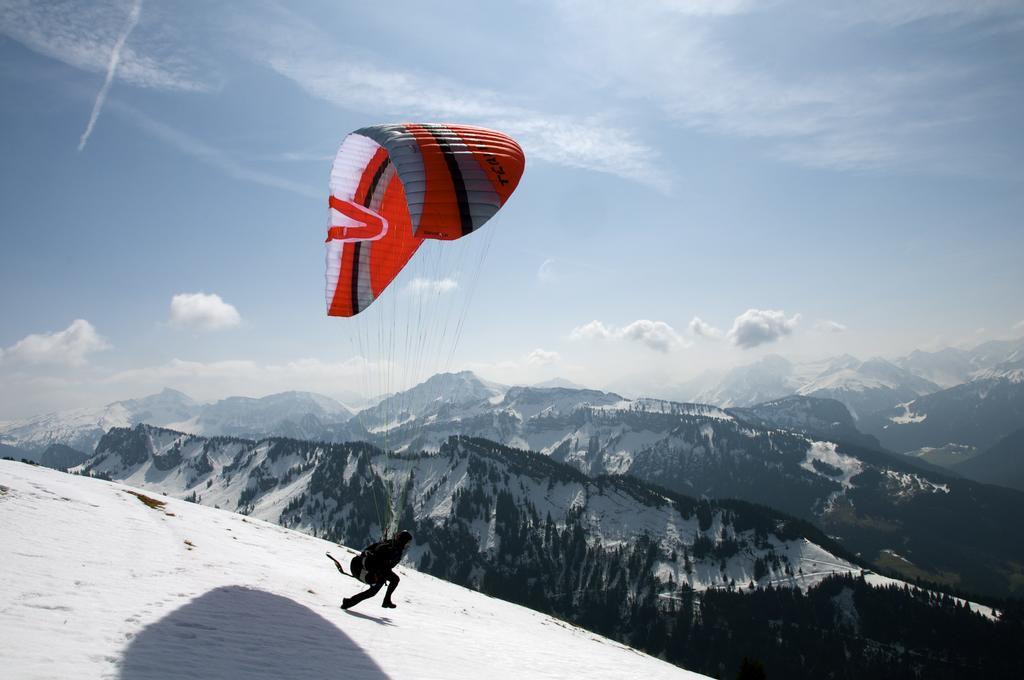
532,377 -> 587,390
158,387 -> 194,401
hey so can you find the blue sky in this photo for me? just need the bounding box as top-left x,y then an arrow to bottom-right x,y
1,0 -> 1022,416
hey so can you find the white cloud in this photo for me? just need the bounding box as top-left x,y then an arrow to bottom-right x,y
620,321 -> 687,353
1,319 -> 110,366
570,319 -> 687,353
727,309 -> 801,349
169,293 -> 241,331
688,316 -> 723,339
569,320 -> 614,342
405,278 -> 459,296
235,9 -> 668,191
816,320 -> 848,333
78,0 -> 141,151
1013,319 -> 1024,331
0,0 -> 209,91
526,348 -> 561,366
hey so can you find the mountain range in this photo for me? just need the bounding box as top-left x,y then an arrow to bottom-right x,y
677,337 -> 1024,418
55,427 -> 1020,677
5,336 -> 1022,459
0,388 -> 353,456
861,360 -> 1024,455
71,373 -> 1024,601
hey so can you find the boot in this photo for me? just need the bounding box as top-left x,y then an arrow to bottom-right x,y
382,599 -> 397,609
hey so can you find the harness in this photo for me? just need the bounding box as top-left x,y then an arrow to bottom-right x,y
325,551 -> 379,584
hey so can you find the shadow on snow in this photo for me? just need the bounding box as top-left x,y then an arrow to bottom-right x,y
119,586 -> 389,680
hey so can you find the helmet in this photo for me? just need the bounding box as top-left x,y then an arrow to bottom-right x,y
396,530 -> 413,545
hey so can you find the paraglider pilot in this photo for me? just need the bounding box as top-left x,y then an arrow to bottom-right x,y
342,530 -> 413,609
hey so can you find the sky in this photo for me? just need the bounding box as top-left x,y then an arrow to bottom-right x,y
1,0 -> 1023,417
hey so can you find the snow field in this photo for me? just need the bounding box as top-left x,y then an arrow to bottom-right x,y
0,460 -> 708,679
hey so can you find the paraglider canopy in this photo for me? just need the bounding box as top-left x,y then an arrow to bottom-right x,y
325,123 -> 525,317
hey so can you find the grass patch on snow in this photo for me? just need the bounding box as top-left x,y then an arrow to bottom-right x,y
124,490 -> 167,511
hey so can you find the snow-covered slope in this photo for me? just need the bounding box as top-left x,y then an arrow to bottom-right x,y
0,460 -> 708,680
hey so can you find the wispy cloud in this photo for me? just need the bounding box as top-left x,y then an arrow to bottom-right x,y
233,8 -> 668,191
570,319 -> 688,353
169,293 -> 241,332
727,309 -> 801,349
556,1 -> 1023,174
817,1 -> 1024,28
0,0 -> 209,91
78,0 -> 141,151
111,102 -> 319,197
816,319 -> 848,333
1,319 -> 110,366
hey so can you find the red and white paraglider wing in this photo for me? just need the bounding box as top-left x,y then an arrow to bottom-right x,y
325,124 -> 525,317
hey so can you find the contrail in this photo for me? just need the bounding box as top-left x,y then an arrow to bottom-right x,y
78,0 -> 143,151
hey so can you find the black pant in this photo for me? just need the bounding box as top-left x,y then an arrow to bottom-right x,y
347,567 -> 399,606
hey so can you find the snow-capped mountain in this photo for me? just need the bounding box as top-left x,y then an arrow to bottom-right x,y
533,376 -> 588,390
350,370 -> 506,432
0,389 -> 353,455
0,388 -> 199,454
794,356 -> 941,419
1,459 -> 707,680
684,354 -> 940,418
894,348 -> 979,389
892,337 -> 1024,388
861,369 -> 1024,455
182,391 -> 354,439
686,354 -> 800,408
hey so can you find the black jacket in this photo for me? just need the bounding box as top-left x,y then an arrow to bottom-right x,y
362,538 -> 406,574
